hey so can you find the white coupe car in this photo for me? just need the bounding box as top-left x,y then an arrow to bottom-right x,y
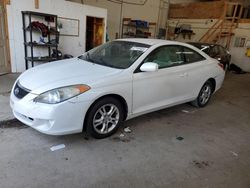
10,39 -> 225,138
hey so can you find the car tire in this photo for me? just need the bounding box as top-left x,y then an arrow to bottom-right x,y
85,97 -> 124,139
191,81 -> 213,108
225,63 -> 229,72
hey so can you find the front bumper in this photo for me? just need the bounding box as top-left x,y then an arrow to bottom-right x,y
10,92 -> 91,135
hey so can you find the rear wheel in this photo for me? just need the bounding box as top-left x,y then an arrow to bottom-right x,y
86,97 -> 124,139
191,81 -> 213,107
225,63 -> 229,71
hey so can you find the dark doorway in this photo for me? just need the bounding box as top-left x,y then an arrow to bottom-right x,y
86,16 -> 104,52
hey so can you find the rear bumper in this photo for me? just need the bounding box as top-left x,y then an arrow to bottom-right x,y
214,72 -> 225,92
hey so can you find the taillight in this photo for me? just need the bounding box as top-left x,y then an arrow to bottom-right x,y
218,63 -> 225,70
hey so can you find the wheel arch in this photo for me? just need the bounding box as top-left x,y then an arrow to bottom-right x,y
83,94 -> 128,131
207,78 -> 216,93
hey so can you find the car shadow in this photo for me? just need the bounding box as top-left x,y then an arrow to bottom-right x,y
2,102 -> 201,146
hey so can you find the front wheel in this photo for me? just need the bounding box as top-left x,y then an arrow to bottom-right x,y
191,81 -> 213,107
86,97 -> 124,139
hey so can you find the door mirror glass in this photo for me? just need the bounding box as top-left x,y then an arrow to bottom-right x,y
140,62 -> 159,72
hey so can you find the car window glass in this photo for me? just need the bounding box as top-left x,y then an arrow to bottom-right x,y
144,46 -> 185,69
210,46 -> 219,57
79,41 -> 150,69
183,47 -> 205,63
201,45 -> 210,54
218,46 -> 226,56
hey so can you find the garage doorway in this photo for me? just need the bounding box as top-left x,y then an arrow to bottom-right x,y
0,3 -> 10,74
86,16 -> 104,51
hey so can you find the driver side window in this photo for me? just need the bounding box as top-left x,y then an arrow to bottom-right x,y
144,45 -> 185,69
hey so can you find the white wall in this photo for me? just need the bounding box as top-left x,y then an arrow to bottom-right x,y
230,23 -> 250,72
70,0 -> 198,40
79,0 -> 160,39
71,0 -> 121,40
7,0 -> 107,72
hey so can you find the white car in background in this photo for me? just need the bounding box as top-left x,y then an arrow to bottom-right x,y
10,39 -> 225,139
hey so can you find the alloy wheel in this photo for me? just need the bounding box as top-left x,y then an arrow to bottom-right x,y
93,104 -> 120,134
199,85 -> 212,105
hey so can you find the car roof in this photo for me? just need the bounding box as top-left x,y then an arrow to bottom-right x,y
188,42 -> 214,45
188,42 -> 220,48
116,38 -> 189,46
115,38 -> 211,60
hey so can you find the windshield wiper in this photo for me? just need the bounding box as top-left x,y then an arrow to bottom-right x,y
86,52 -> 95,63
77,55 -> 84,60
94,57 -> 122,69
78,52 -> 95,63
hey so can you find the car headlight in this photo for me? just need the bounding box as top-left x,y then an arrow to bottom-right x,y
34,85 -> 90,104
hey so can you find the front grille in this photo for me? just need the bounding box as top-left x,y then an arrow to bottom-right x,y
14,82 -> 30,99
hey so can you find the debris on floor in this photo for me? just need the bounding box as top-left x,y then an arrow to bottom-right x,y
230,151 -> 238,157
176,136 -> 184,141
84,136 -> 89,140
193,160 -> 212,169
111,136 -> 134,143
124,127 -> 132,133
110,127 -> 134,142
50,144 -> 65,151
0,90 -> 11,96
181,109 -> 197,114
0,119 -> 28,129
229,64 -> 247,74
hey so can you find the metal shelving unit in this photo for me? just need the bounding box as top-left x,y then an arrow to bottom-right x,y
22,11 -> 59,69
121,18 -> 156,38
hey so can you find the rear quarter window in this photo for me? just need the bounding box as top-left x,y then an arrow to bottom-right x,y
183,47 -> 206,63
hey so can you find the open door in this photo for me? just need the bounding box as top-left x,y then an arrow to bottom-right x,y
0,4 -> 9,74
86,16 -> 104,51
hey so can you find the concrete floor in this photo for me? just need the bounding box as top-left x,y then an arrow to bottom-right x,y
0,73 -> 20,121
0,72 -> 249,188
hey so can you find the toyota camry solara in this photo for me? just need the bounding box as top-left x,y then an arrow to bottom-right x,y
10,39 -> 225,139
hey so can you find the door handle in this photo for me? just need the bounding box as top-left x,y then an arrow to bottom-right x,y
179,73 -> 188,77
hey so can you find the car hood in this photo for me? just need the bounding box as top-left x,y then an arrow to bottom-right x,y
18,58 -> 123,94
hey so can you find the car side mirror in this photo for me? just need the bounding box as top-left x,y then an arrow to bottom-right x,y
140,62 -> 159,72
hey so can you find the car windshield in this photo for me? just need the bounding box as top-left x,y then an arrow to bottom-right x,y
78,41 -> 150,69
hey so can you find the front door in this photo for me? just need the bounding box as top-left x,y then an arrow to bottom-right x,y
132,45 -> 209,115
132,45 -> 189,115
0,4 -> 9,74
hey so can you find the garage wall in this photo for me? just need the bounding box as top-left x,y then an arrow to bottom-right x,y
168,19 -> 250,71
230,23 -> 250,72
69,0 -> 198,40
7,0 -> 107,72
70,0 -> 160,39
168,19 -> 218,42
169,1 -> 225,19
70,0 -> 122,41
